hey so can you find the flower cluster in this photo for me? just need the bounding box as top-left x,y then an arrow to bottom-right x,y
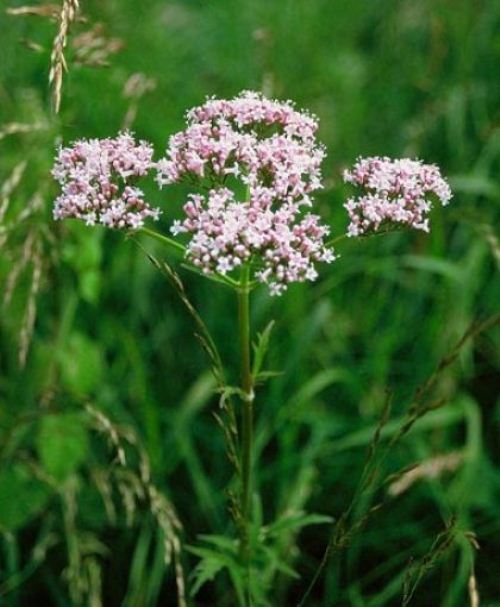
343,157 -> 452,236
51,97 -> 453,296
53,132 -> 160,229
171,188 -> 334,295
158,91 -> 335,294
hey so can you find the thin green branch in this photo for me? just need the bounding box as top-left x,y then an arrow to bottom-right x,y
238,264 -> 254,606
137,226 -> 186,254
325,227 -> 411,249
325,233 -> 348,248
137,227 -> 241,289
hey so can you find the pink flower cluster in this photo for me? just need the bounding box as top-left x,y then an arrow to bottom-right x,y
158,91 -> 335,294
343,157 -> 452,236
53,132 -> 160,229
171,188 -> 334,295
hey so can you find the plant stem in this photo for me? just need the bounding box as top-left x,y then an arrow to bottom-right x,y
325,233 -> 348,247
238,264 -> 254,605
138,227 -> 241,288
137,226 -> 186,254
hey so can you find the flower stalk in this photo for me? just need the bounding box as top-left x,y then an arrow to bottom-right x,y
238,264 -> 254,603
138,226 -> 186,254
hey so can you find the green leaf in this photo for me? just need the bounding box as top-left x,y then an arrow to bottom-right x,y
0,463 -> 53,530
187,543 -> 244,600
259,545 -> 300,579
62,225 -> 103,270
37,412 -> 89,481
400,255 -> 463,282
197,534 -> 239,554
252,321 -> 275,381
263,511 -> 333,538
59,333 -> 103,394
190,556 -> 227,597
327,403 -> 466,453
79,269 -> 101,305
449,174 -> 500,199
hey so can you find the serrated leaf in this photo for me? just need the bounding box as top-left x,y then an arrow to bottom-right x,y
254,370 -> 282,384
259,545 -> 300,579
187,542 -> 244,599
264,511 -> 333,538
37,412 -> 89,481
197,534 -> 239,554
185,545 -> 227,560
190,557 -> 227,596
252,321 -> 275,381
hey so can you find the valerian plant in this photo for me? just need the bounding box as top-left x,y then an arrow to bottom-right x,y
52,91 -> 452,606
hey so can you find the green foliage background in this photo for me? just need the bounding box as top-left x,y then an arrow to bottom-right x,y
0,0 -> 499,605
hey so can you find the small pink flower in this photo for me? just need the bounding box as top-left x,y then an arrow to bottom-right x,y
157,91 -> 335,294
53,132 -> 160,229
343,157 -> 451,236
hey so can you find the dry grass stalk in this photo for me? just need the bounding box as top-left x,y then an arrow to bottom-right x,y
0,161 -> 28,223
20,38 -> 46,53
85,403 -> 187,607
6,4 -> 61,19
18,242 -> 42,367
466,532 -> 480,607
0,160 -> 45,366
122,73 -> 157,129
91,468 -> 117,523
2,225 -> 43,367
480,222 -> 500,269
469,570 -> 480,607
61,479 -> 107,606
0,122 -> 47,141
49,0 -> 80,112
298,316 -> 500,606
15,191 -> 44,225
402,518 -> 457,607
388,451 -> 463,496
72,24 -> 123,67
85,403 -> 127,467
3,231 -> 34,307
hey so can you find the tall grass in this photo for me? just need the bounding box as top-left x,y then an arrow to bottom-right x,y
0,0 -> 499,605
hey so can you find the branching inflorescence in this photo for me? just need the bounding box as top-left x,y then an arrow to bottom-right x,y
50,92 -> 454,607
53,132 -> 160,229
157,91 -> 335,295
343,156 -> 452,237
52,93 -> 452,295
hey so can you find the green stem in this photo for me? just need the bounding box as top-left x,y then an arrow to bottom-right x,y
137,226 -> 186,254
325,233 -> 348,248
138,227 -> 241,288
325,227 -> 411,248
238,264 -> 254,605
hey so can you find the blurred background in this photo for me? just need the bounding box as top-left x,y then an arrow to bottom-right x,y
0,0 -> 499,605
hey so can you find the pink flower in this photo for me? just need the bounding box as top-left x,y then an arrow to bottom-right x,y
343,157 -> 451,236
53,132 -> 160,229
157,91 -> 335,294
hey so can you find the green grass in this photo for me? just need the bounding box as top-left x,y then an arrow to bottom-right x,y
0,0 -> 499,605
